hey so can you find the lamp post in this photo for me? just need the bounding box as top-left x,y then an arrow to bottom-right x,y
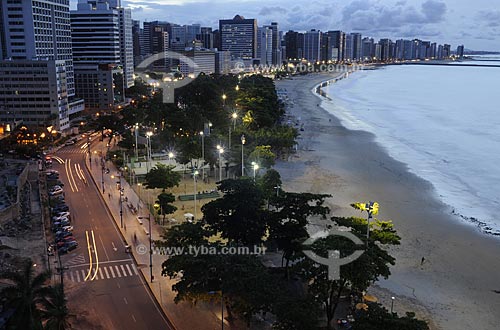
134,123 -> 139,162
364,201 -> 379,247
241,135 -> 246,176
252,162 -> 259,181
222,93 -> 227,107
391,296 -> 395,314
193,169 -> 199,220
112,174 -> 124,229
138,215 -> 153,283
146,131 -> 153,173
229,112 -> 237,150
217,145 -> 224,182
101,159 -> 105,193
200,132 -> 205,180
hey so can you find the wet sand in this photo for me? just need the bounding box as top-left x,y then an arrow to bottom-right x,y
274,73 -> 500,330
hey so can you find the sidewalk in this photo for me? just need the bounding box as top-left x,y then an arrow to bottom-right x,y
85,141 -> 238,330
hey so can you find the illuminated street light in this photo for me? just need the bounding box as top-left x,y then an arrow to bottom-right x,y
218,148 -> 224,181
241,135 -> 246,176
252,162 -> 259,181
193,169 -> 199,220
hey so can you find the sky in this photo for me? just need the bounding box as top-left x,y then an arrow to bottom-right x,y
70,0 -> 500,51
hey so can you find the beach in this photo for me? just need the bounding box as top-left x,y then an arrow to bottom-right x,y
274,73 -> 500,330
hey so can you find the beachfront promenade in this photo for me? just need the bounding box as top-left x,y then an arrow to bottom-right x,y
85,141 -> 235,330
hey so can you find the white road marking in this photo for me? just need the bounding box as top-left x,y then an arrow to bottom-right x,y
104,267 -> 110,279
131,315 -> 136,322
75,271 -> 81,282
132,264 -> 139,275
120,265 -> 127,276
115,265 -> 122,277
125,264 -> 133,276
123,297 -> 128,305
99,268 -> 104,280
109,266 -> 116,278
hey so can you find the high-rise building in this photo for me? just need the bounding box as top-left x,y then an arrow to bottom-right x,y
443,44 -> 451,58
257,27 -> 272,65
219,15 -> 257,60
456,45 -> 464,58
284,31 -> 304,60
198,27 -> 214,49
132,20 -> 142,64
180,49 -> 215,77
327,31 -> 345,62
303,29 -> 321,63
362,37 -> 375,60
263,22 -> 281,65
351,33 -> 362,61
0,0 -> 78,130
345,34 -> 353,61
71,0 -> 134,112
71,0 -> 133,87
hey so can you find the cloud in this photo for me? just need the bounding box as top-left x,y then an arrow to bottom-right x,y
477,10 -> 500,27
341,0 -> 447,34
258,6 -> 288,16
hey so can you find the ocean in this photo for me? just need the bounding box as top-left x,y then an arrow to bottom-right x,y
320,57 -> 500,235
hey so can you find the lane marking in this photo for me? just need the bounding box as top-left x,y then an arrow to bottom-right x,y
109,266 -> 116,278
98,268 -> 104,280
75,271 -> 81,282
120,265 -> 127,277
104,267 -> 110,279
98,235 -> 110,261
123,297 -> 128,305
125,264 -> 133,276
81,270 -> 86,282
132,264 -> 139,275
67,258 -> 132,269
131,315 -> 136,323
114,265 -> 122,277
112,242 -> 118,252
64,160 -> 75,192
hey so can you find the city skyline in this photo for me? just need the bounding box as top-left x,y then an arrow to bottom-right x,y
68,0 -> 500,51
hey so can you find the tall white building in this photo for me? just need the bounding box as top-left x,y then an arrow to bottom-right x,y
71,0 -> 133,112
71,0 -> 133,88
257,27 -> 272,65
0,0 -> 78,130
303,30 -> 321,63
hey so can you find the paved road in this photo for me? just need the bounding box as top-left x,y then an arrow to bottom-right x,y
50,138 -> 174,330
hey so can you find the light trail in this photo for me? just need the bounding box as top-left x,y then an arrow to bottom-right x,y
64,159 -> 75,192
90,230 -> 99,281
84,231 -> 93,281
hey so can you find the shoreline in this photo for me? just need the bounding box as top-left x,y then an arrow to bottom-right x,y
274,72 -> 500,330
312,73 -> 500,238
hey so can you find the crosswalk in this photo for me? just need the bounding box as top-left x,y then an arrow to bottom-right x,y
64,254 -> 86,267
65,261 -> 139,283
57,148 -> 89,154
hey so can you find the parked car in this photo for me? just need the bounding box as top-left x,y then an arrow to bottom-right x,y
58,243 -> 77,254
53,211 -> 70,218
53,205 -> 69,212
65,140 -> 75,146
62,225 -> 74,232
56,236 -> 74,244
53,220 -> 70,227
52,215 -> 69,222
49,188 -> 64,196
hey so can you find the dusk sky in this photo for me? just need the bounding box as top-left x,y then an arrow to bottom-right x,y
71,0 -> 500,51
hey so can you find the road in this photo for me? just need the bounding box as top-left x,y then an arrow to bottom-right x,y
49,136 -> 174,330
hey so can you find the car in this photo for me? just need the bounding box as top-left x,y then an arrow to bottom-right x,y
53,220 -> 70,227
64,240 -> 78,248
46,170 -> 59,175
58,243 -> 77,254
62,225 -> 74,232
50,185 -> 63,191
52,216 -> 69,223
57,239 -> 76,247
53,205 -> 69,212
49,188 -> 64,196
55,232 -> 73,240
56,236 -> 74,243
54,211 -> 70,218
65,140 -> 75,146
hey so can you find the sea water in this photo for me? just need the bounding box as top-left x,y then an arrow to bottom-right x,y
320,58 -> 500,234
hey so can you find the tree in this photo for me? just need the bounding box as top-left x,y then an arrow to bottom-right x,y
0,260 -> 51,329
272,294 -> 322,330
39,284 -> 71,330
353,303 -> 429,330
296,216 -> 400,329
201,178 -> 269,246
143,163 -> 181,192
155,192 -> 177,223
268,192 -> 330,278
258,169 -> 282,203
249,145 -> 275,168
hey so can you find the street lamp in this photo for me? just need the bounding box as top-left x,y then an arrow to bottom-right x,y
200,132 -> 205,180
138,214 -> 153,283
193,169 -> 199,220
217,146 -> 224,182
363,201 -> 379,247
241,135 -> 246,176
134,123 -> 139,162
391,296 -> 395,314
113,174 -> 124,229
231,112 -> 238,130
146,131 -> 153,173
222,93 -> 227,107
252,162 -> 259,181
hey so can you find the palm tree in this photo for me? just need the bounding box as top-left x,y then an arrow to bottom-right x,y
0,259 -> 50,330
38,284 -> 71,330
